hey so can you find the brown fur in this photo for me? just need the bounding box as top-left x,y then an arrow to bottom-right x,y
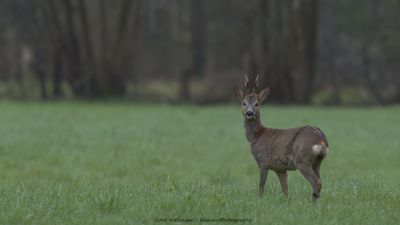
234,75 -> 329,202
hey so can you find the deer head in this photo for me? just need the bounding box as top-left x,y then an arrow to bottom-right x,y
233,74 -> 270,121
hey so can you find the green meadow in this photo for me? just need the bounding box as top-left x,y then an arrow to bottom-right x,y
0,102 -> 399,225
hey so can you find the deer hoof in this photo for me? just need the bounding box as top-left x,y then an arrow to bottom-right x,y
312,192 -> 319,202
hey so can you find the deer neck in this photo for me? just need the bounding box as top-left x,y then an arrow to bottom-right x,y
244,115 -> 265,143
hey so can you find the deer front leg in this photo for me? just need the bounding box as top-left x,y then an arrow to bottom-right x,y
259,166 -> 268,197
276,171 -> 288,197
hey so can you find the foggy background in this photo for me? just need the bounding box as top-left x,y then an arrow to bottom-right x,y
0,0 -> 399,105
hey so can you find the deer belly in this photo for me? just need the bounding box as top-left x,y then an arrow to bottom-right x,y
268,158 -> 296,171
252,150 -> 297,171
285,160 -> 297,170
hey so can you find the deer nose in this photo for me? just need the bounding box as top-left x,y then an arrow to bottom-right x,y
245,111 -> 254,117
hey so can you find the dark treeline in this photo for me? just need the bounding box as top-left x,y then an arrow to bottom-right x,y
0,0 -> 399,105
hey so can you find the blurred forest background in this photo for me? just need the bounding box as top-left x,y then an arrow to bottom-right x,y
0,0 -> 399,105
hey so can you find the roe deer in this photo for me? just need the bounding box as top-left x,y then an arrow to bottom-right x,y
233,74 -> 329,202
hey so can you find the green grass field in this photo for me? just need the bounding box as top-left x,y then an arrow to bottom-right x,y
0,102 -> 399,225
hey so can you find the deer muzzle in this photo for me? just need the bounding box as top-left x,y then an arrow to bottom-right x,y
245,110 -> 255,119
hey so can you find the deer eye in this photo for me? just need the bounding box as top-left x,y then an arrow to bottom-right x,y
242,102 -> 246,106
255,103 -> 259,107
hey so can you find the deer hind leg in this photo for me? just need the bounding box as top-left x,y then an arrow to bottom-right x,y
312,158 -> 323,194
312,159 -> 321,178
297,164 -> 321,202
276,171 -> 288,197
259,166 -> 269,197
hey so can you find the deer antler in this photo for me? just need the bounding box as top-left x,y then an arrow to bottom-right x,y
253,74 -> 260,92
244,74 -> 250,92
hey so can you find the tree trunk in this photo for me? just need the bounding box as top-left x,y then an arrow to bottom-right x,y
361,45 -> 385,105
179,69 -> 192,102
190,0 -> 207,78
265,0 -> 293,103
61,0 -> 87,97
254,0 -> 319,104
290,0 -> 319,103
33,52 -> 47,100
53,48 -> 63,98
77,0 -> 97,97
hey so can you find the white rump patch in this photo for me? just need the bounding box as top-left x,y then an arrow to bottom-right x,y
312,144 -> 329,155
312,144 -> 322,154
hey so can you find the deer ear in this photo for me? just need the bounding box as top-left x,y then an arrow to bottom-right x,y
233,86 -> 244,100
258,87 -> 270,103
